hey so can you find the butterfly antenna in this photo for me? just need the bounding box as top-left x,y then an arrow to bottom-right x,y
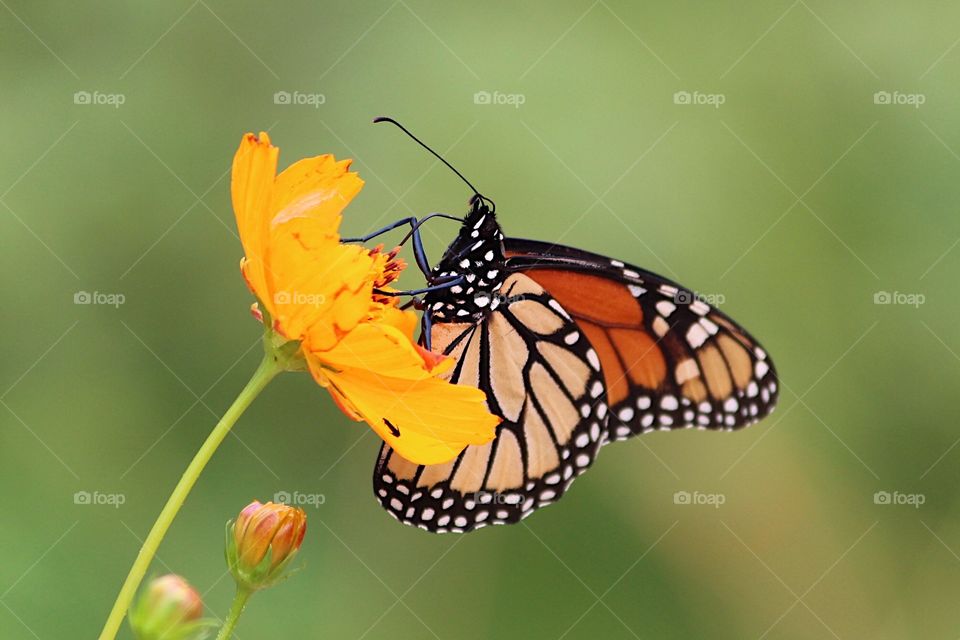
373,117 -> 493,211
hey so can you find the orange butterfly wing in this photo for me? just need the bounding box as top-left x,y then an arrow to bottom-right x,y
507,239 -> 778,440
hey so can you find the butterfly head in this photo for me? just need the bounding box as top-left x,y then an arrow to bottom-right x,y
426,195 -> 507,322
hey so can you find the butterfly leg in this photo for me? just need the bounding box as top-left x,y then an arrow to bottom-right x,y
343,218 -> 430,274
341,217 -> 419,244
408,222 -> 433,280
374,275 -> 464,298
342,213 -> 461,281
391,287 -> 450,352
419,305 -> 434,351
392,297 -> 435,350
396,214 -> 461,279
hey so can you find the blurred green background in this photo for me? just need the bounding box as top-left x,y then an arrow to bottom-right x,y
2,1 -> 960,638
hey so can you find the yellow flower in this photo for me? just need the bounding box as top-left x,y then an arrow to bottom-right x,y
231,132 -> 498,464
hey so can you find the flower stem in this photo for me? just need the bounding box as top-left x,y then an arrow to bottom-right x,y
215,587 -> 254,640
97,355 -> 282,640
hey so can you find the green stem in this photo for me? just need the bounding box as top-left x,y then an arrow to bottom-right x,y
98,355 -> 282,640
215,587 -> 253,640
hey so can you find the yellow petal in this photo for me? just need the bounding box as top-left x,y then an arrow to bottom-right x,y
317,319 -> 452,380
266,227 -> 374,345
231,132 -> 278,307
316,361 -> 499,465
378,305 -> 419,342
270,155 -> 363,231
374,305 -> 451,371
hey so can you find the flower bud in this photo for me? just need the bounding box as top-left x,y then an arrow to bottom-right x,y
128,574 -> 215,640
226,500 -> 306,590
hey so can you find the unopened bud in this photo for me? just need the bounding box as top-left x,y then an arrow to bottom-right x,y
226,500 -> 306,590
128,574 -> 215,640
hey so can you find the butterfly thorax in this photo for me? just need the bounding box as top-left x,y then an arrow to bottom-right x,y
425,199 -> 507,322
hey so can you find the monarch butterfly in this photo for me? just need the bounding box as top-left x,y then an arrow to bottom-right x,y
355,119 -> 778,533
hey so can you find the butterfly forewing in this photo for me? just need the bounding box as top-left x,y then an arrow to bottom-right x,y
373,272 -> 609,533
505,238 -> 779,440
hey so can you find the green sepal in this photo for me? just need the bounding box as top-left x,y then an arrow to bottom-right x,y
256,303 -> 308,372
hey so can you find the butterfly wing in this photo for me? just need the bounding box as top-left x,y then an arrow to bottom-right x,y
373,272 -> 609,533
504,238 -> 779,440
373,237 -> 778,533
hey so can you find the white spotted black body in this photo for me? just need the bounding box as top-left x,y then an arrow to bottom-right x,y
425,198 -> 507,323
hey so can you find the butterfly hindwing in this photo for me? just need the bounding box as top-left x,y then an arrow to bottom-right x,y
505,238 -> 779,440
373,272 -> 609,533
